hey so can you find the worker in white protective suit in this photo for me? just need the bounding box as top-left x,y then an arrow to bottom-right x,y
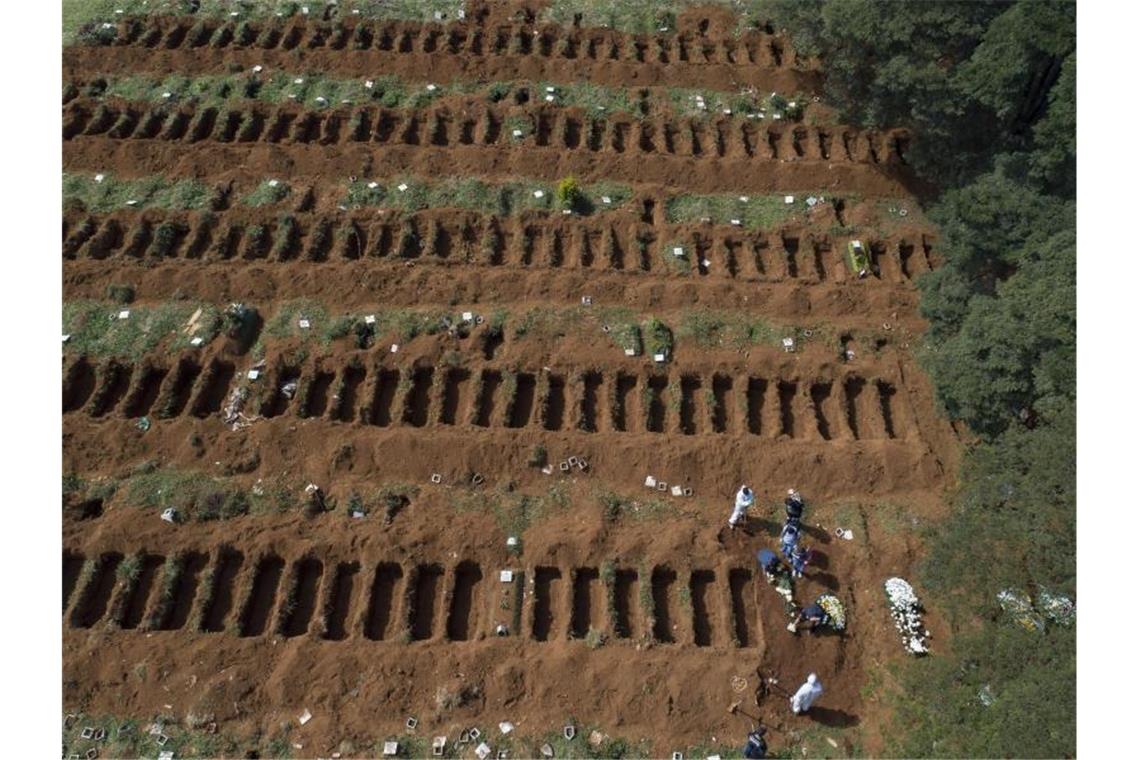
728,485 -> 755,530
790,673 -> 824,715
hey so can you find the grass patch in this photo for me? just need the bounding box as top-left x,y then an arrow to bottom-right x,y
63,301 -> 222,359
242,179 -> 290,207
595,306 -> 642,355
599,490 -> 680,523
660,239 -> 691,273
262,299 -> 330,341
81,66 -> 807,127
513,307 -> 575,340
63,173 -> 213,213
60,709 -> 289,759
450,484 -> 573,539
665,192 -> 824,229
65,0 -> 465,43
642,317 -> 673,359
344,176 -> 635,217
676,309 -> 782,349
664,87 -> 807,120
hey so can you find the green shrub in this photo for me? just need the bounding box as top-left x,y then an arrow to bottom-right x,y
556,176 -> 583,210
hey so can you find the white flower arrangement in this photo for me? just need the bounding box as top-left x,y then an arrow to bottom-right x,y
1038,590 -> 1075,626
884,577 -> 929,655
818,595 -> 846,631
996,587 -> 1072,631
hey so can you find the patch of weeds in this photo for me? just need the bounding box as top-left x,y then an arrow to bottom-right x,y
63,473 -> 85,496
373,483 -> 419,524
556,176 -> 584,212
321,315 -> 356,345
63,300 -> 223,359
661,240 -> 691,273
117,554 -> 142,582
642,317 -> 673,359
542,0 -> 681,35
242,179 -> 290,207
487,81 -> 513,103
599,491 -> 680,523
62,172 -> 213,212
528,445 -> 548,468
505,115 -> 534,142
585,626 -> 608,649
677,309 -> 780,350
677,583 -> 692,612
487,309 -> 508,337
105,283 -> 135,304
263,299 -> 329,341
513,307 -> 574,340
665,192 -> 819,229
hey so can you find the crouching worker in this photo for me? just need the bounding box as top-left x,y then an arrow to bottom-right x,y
742,725 -> 768,759
756,548 -> 783,581
790,602 -> 830,634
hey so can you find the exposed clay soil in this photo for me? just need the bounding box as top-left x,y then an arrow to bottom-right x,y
63,2 -> 958,757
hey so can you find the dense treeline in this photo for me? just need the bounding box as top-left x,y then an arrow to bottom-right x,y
761,1 -> 1076,755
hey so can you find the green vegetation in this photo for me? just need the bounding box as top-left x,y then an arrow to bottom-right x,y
756,1 -> 1076,755
665,192 -> 827,229
63,173 -> 213,213
242,179 -> 290,207
642,317 -> 673,359
676,309 -> 782,349
61,710 -> 290,759
66,0 -> 783,42
63,301 -> 222,359
599,491 -> 680,523
664,87 -> 805,120
556,176 -> 584,211
449,483 -> 573,539
79,69 -> 799,123
65,0 -> 462,42
763,0 -> 1076,193
344,176 -> 631,216
542,0 -> 778,35
261,299 -> 375,347
112,467 -> 417,523
660,240 -> 691,274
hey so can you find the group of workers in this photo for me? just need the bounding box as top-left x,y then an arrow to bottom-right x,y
728,486 -> 831,757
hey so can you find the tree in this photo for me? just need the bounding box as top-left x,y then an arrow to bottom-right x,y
919,172 -> 1074,436
758,0 -> 1076,189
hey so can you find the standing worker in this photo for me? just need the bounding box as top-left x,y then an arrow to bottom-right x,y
784,489 -> 805,525
729,485 -> 755,531
790,544 -> 811,578
779,521 -> 800,558
790,673 -> 824,715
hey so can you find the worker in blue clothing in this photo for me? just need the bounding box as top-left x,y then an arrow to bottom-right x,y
784,488 -> 805,526
790,544 -> 811,578
756,548 -> 783,580
742,725 -> 768,759
779,522 -> 800,558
